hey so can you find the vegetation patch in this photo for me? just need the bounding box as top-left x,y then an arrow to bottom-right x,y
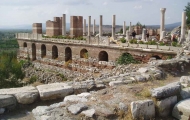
117,53 -> 139,65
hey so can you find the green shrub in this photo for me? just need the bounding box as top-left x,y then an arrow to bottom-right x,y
116,53 -> 139,65
129,39 -> 137,44
138,41 -> 144,44
29,75 -> 37,84
171,41 -> 181,47
120,38 -> 126,43
146,41 -> 157,45
159,41 -> 165,46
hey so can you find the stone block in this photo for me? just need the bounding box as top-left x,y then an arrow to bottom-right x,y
131,99 -> 155,120
151,82 -> 181,99
172,98 -> 190,120
156,96 -> 177,117
180,76 -> 190,87
0,86 -> 39,104
36,83 -> 73,100
67,103 -> 88,115
0,95 -> 17,111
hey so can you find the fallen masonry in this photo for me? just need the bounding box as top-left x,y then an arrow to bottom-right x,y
1,55 -> 190,119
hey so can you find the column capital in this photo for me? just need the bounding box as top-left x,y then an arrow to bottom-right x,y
160,8 -> 166,13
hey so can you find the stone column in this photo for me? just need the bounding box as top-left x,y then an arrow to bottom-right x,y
129,22 -> 132,33
160,31 -> 166,41
126,30 -> 130,41
180,11 -> 186,43
99,15 -> 103,37
83,19 -> 86,35
88,16 -> 91,36
142,28 -> 147,41
160,8 -> 166,40
112,15 -> 116,39
62,14 -> 66,36
123,21 -> 126,35
93,19 -> 96,35
187,30 -> 190,41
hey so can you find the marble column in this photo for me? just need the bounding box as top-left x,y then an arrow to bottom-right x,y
112,15 -> 116,39
88,16 -> 91,36
83,19 -> 86,35
160,31 -> 166,41
160,8 -> 166,40
93,19 -> 95,35
126,30 -> 130,41
187,30 -> 190,41
180,11 -> 186,43
142,28 -> 147,41
123,21 -> 126,35
62,14 -> 66,36
99,15 -> 103,37
129,22 -> 132,33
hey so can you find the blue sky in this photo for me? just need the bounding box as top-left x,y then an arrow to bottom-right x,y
0,0 -> 189,26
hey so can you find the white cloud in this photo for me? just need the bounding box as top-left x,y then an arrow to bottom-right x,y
134,5 -> 142,9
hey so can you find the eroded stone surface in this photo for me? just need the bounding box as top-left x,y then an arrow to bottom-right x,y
37,83 -> 73,100
67,103 -> 88,115
131,100 -> 155,120
172,98 -> 190,120
0,86 -> 39,104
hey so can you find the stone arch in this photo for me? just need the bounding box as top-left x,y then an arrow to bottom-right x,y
99,51 -> 108,61
23,42 -> 27,47
152,55 -> 162,60
80,48 -> 88,59
32,43 -> 36,61
52,45 -> 58,59
65,47 -> 72,62
41,44 -> 46,58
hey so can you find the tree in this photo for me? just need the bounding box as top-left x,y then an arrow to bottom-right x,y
136,22 -> 142,26
184,2 -> 190,29
120,28 -> 123,33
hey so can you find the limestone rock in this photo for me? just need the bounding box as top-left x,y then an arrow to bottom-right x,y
81,109 -> 95,117
109,81 -> 124,86
156,96 -> 177,117
131,100 -> 155,120
180,87 -> 190,99
119,102 -> 128,113
36,83 -> 73,100
180,76 -> 190,87
135,75 -> 146,82
64,95 -> 88,103
0,86 -> 39,104
151,82 -> 181,99
0,95 -> 17,110
67,103 -> 88,115
95,107 -> 114,118
172,98 -> 190,120
137,67 -> 148,73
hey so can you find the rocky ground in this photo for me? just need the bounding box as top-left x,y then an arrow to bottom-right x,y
1,54 -> 190,120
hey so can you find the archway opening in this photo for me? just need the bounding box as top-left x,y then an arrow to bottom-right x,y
65,47 -> 72,62
80,49 -> 88,59
41,44 -> 46,58
23,42 -> 27,47
152,55 -> 162,60
32,43 -> 36,61
52,45 -> 58,59
99,51 -> 108,61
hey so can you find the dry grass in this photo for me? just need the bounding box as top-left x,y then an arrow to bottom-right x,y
32,81 -> 44,87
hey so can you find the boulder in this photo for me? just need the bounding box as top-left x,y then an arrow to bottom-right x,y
95,107 -> 114,118
36,83 -> 73,100
67,103 -> 88,115
156,96 -> 177,117
81,109 -> 95,117
180,76 -> 190,87
151,82 -> 181,99
172,98 -> 190,120
180,87 -> 190,99
131,100 -> 155,120
0,86 -> 39,104
0,108 -> 5,114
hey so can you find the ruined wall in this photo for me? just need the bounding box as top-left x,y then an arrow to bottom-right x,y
32,23 -> 42,34
46,17 -> 62,37
70,16 -> 83,37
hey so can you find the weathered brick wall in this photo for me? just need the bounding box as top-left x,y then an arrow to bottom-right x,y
70,16 -> 83,37
32,23 -> 42,34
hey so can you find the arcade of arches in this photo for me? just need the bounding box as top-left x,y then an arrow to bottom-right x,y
22,42 -> 110,62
